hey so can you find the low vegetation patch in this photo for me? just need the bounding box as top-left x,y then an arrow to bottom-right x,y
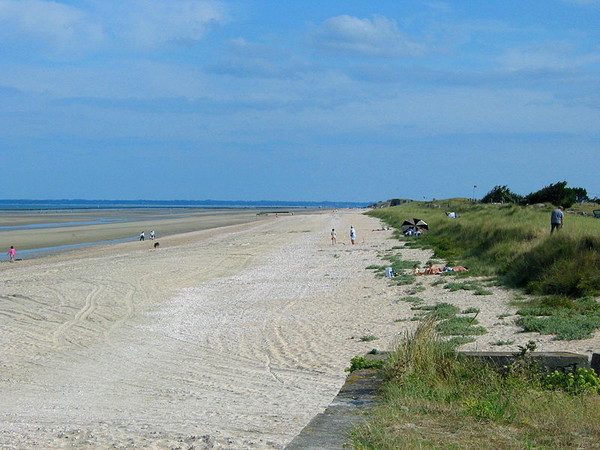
435,316 -> 487,336
411,302 -> 460,320
445,281 -> 492,295
345,355 -> 384,372
514,296 -> 600,340
352,320 -> 600,449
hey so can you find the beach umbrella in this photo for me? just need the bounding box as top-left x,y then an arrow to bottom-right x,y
401,218 -> 429,233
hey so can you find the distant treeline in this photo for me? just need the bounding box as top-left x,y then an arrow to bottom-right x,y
481,181 -> 596,208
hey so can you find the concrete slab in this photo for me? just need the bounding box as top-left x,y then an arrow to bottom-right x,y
285,369 -> 383,449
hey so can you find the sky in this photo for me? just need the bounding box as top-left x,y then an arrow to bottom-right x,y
0,0 -> 598,203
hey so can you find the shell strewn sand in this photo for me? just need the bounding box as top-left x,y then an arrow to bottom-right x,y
1,211 -> 598,448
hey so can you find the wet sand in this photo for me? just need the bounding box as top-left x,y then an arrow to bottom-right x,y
1,210 -> 598,449
0,208 -> 268,257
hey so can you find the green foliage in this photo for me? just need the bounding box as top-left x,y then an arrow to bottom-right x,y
481,185 -> 524,204
367,253 -> 419,285
345,355 -> 385,372
526,181 -> 576,207
353,322 -> 600,449
394,273 -> 417,286
360,335 -> 378,342
571,187 -> 589,204
515,296 -> 600,340
447,336 -> 476,347
367,201 -> 600,298
474,287 -> 493,295
544,368 -> 600,395
406,284 -> 425,294
411,302 -> 460,319
463,393 -> 515,422
503,234 -> 600,297
435,316 -> 487,336
445,281 -> 491,295
516,313 -> 600,340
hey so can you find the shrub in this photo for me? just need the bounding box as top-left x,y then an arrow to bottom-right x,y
544,368 -> 600,395
346,355 -> 385,372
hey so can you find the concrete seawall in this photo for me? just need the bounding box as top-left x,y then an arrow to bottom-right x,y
287,351 -> 599,449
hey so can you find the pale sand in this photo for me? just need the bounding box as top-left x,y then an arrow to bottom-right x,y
1,211 -> 598,449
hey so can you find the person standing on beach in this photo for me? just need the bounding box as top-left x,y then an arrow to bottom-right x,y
7,246 -> 16,262
331,228 -> 337,244
551,206 -> 564,234
139,231 -> 145,241
150,230 -> 155,240
350,226 -> 356,245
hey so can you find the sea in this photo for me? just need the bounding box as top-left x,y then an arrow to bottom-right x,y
0,199 -> 370,210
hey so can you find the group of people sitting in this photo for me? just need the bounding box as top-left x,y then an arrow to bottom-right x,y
412,262 -> 469,275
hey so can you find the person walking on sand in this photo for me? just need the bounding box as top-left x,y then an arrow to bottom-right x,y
331,228 -> 337,244
551,206 -> 564,234
150,230 -> 155,240
139,231 -> 145,241
7,246 -> 16,262
350,226 -> 356,245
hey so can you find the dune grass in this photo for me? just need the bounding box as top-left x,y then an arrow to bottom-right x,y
352,320 -> 600,449
368,200 -> 600,297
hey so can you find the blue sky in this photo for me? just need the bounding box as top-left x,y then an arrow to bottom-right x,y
0,0 -> 598,202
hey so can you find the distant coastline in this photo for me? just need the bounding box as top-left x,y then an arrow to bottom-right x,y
0,199 -> 370,210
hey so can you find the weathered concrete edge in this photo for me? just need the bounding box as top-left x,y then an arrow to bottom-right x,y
286,351 -> 599,449
285,367 -> 384,449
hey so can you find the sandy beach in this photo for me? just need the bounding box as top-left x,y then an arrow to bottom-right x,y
1,210 -> 598,449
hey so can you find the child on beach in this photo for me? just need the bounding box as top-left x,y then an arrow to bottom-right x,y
350,226 -> 356,245
331,228 -> 336,244
7,246 -> 16,262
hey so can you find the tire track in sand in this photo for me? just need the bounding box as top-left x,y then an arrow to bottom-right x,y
52,283 -> 104,347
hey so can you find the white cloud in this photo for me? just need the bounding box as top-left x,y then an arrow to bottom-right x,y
119,0 -> 228,48
0,0 -> 104,52
0,0 -> 228,56
310,15 -> 425,58
499,42 -> 600,71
